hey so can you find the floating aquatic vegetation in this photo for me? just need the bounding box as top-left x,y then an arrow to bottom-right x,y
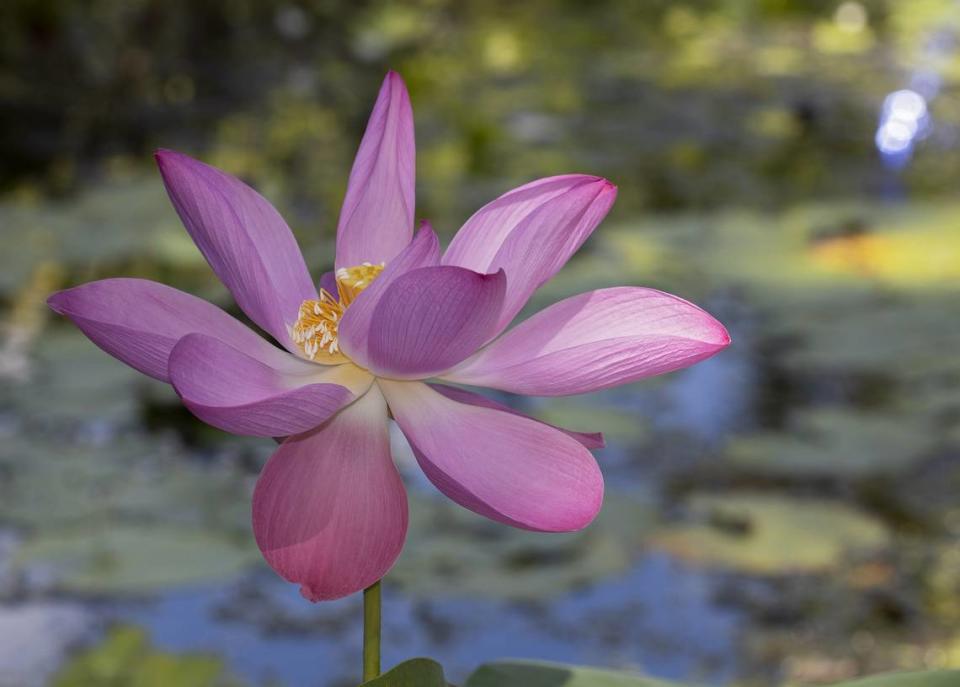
0,177 -> 192,297
18,524 -> 259,595
465,659 -> 683,687
391,494 -> 655,600
652,492 -> 890,575
53,625 -> 244,687
3,329 -> 148,428
724,408 -> 937,479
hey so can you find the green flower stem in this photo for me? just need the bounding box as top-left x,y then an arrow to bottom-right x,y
362,580 -> 381,682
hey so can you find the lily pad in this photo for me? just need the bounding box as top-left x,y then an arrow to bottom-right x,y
3,329 -> 147,427
17,524 -> 259,594
391,494 -> 655,600
361,658 -> 447,687
0,433 -> 250,535
466,660 -> 687,687
53,625 -> 242,687
724,408 -> 936,479
651,492 -> 890,574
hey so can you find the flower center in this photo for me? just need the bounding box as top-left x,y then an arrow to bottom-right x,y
291,262 -> 384,361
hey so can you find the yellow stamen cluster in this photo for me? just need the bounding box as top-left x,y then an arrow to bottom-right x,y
291,262 -> 384,361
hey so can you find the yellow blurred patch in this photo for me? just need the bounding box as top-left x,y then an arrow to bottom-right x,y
810,228 -> 960,286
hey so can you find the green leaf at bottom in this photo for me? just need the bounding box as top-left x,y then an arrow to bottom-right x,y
465,660 -> 686,687
361,658 -> 447,686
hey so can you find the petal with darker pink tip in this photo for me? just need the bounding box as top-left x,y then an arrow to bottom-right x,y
335,72 -> 416,269
337,226 -> 440,363
155,149 -> 316,352
169,334 -> 373,437
47,278 -> 278,382
252,387 -> 407,601
365,266 -> 506,379
428,384 -> 604,449
443,175 -> 616,332
445,287 -> 730,396
381,380 -> 603,532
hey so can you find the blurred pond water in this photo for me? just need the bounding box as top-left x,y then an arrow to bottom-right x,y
2,190 -> 958,687
2,2 -> 960,686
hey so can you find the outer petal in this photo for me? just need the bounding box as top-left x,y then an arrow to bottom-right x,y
47,278 -> 278,382
252,386 -> 407,601
335,71 -> 415,269
444,287 -> 730,396
443,175 -> 616,332
338,226 -> 440,363
365,266 -> 506,378
155,149 -> 317,351
429,383 -> 605,449
380,380 -> 603,532
169,334 -> 373,437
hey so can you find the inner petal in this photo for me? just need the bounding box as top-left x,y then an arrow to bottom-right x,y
291,262 -> 384,362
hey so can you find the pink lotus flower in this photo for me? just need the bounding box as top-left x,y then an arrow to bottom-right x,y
48,72 -> 729,601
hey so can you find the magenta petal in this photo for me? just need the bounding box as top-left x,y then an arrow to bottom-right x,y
169,334 -> 372,437
47,278 -> 277,382
443,175 -> 616,332
252,387 -> 407,601
337,226 -> 440,364
366,266 -> 506,379
429,384 -> 605,449
381,380 -> 603,532
155,150 -> 316,351
335,72 -> 416,269
445,287 -> 731,396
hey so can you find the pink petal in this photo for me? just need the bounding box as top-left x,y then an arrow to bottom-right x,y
337,226 -> 440,364
445,287 -> 730,396
365,266 -> 506,379
317,270 -> 338,299
155,149 -> 317,352
47,278 -> 278,382
169,334 -> 373,437
429,383 -> 605,449
443,175 -> 616,332
252,387 -> 407,601
335,72 -> 416,269
380,380 -> 603,532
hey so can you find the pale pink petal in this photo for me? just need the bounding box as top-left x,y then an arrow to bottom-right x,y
380,380 -> 603,532
252,387 -> 407,601
47,278 -> 278,382
362,266 -> 506,378
444,287 -> 730,396
443,175 -> 616,332
169,334 -> 373,437
335,72 -> 415,269
337,226 -> 439,363
155,150 -> 316,352
429,383 -> 604,449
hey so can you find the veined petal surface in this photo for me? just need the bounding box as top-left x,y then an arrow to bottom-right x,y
365,266 -> 506,378
381,380 -> 603,532
335,71 -> 416,269
252,386 -> 407,601
169,334 -> 373,437
443,175 -> 616,332
47,278 -> 277,382
445,287 -> 730,396
338,226 -> 440,364
428,384 -> 604,449
155,149 -> 317,352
